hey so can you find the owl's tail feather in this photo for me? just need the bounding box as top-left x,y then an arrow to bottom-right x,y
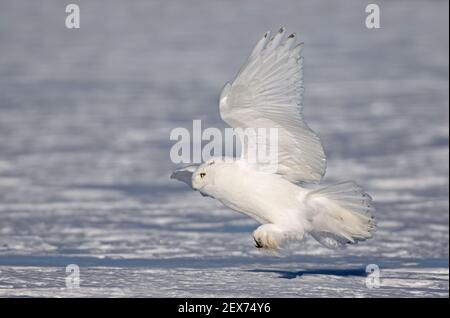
306,181 -> 376,249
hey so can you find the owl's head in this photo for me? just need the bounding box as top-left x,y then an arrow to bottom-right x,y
191,158 -> 220,191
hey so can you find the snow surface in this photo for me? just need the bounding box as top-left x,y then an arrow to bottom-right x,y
0,0 -> 448,297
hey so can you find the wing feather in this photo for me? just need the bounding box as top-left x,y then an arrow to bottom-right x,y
219,28 -> 326,183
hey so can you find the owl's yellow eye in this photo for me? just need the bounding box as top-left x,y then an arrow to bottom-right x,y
200,173 -> 206,179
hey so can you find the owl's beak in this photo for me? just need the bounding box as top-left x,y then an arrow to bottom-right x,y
170,165 -> 199,189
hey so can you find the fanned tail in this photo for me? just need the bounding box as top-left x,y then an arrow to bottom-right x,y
306,181 -> 376,249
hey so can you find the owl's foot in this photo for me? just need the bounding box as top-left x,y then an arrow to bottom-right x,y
253,237 -> 263,248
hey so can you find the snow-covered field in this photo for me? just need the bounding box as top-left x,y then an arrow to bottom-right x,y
0,0 -> 448,297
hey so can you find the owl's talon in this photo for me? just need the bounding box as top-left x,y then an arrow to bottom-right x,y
254,237 -> 263,248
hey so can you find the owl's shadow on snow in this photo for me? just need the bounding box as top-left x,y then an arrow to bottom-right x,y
248,268 -> 367,279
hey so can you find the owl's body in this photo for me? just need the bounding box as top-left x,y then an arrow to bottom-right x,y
197,158 -> 307,226
188,158 -> 375,249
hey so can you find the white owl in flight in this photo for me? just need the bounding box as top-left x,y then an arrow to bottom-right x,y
171,28 -> 376,250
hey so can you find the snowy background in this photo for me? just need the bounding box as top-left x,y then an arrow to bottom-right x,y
0,0 -> 448,297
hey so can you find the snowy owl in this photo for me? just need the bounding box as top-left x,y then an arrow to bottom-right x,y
171,28 -> 376,250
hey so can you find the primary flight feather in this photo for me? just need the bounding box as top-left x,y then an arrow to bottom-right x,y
171,28 -> 376,250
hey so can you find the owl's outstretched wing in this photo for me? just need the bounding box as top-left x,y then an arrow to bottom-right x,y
219,28 -> 326,183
